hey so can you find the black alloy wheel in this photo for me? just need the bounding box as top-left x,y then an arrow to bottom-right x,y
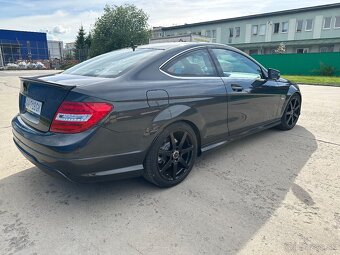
144,122 -> 197,187
278,94 -> 301,130
158,130 -> 194,181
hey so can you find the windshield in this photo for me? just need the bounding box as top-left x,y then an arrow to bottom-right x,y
63,48 -> 162,78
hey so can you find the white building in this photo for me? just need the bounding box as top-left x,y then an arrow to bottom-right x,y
47,40 -> 63,60
155,3 -> 340,54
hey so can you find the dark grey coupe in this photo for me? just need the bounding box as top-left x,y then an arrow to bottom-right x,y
12,42 -> 301,187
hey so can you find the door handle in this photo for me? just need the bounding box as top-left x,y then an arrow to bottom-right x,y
231,84 -> 244,92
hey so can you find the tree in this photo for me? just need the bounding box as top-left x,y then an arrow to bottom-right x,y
85,32 -> 92,49
90,4 -> 151,57
275,42 -> 286,54
74,26 -> 88,61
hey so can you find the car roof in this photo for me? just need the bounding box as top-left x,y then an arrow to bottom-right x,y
138,42 -> 202,50
137,42 -> 267,75
139,42 -> 241,52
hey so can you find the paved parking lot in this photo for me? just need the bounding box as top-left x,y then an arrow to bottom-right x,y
0,70 -> 339,254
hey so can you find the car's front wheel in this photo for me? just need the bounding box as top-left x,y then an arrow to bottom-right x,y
143,122 -> 197,187
278,94 -> 301,130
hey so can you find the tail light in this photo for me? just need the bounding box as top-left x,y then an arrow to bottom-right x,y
50,102 -> 113,133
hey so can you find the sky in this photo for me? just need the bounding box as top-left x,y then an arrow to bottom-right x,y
0,0 -> 338,43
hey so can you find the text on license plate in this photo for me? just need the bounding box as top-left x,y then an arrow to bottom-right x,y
25,97 -> 42,115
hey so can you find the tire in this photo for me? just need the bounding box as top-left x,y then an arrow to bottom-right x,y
143,122 -> 198,187
277,94 -> 301,130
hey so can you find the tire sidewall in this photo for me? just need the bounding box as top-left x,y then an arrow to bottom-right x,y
145,122 -> 197,187
280,94 -> 301,130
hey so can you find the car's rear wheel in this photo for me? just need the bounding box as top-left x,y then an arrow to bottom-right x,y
143,122 -> 197,187
278,94 -> 301,130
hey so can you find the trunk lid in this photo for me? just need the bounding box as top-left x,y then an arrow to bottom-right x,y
19,74 -> 111,132
19,76 -> 75,132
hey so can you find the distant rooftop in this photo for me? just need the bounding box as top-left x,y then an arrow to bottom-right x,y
0,29 -> 46,35
0,29 -> 47,41
162,3 -> 340,30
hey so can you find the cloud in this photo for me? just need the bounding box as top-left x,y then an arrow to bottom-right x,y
39,25 -> 70,40
52,25 -> 69,35
0,9 -> 101,42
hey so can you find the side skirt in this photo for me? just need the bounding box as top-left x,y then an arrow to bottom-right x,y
201,120 -> 281,153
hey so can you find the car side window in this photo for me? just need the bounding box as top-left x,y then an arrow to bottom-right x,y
163,49 -> 216,77
212,48 -> 263,79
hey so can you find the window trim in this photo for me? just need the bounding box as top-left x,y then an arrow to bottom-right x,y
281,22 -> 289,33
229,27 -> 234,38
305,19 -> 313,31
159,47 -> 220,79
296,48 -> 309,54
211,29 -> 217,38
235,27 -> 240,37
273,23 -> 280,34
296,19 -> 303,32
319,46 -> 333,53
335,16 -> 340,29
259,24 -> 266,36
323,17 -> 332,30
252,25 -> 258,36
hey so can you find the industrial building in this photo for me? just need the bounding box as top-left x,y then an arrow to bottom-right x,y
153,3 -> 340,55
47,40 -> 63,60
0,29 -> 49,67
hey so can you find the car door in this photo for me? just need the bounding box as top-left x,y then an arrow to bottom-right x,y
160,47 -> 229,144
210,48 -> 285,136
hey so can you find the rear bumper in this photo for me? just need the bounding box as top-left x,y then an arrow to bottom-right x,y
12,115 -> 145,182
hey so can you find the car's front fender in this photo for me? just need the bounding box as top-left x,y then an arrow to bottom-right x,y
280,84 -> 302,117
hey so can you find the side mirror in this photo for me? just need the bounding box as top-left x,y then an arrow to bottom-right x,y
268,68 -> 280,80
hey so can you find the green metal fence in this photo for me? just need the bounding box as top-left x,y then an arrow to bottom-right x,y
252,52 -> 340,76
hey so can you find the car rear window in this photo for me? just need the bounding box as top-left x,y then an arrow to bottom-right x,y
63,48 -> 162,78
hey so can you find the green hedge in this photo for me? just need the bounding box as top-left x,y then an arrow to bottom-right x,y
252,52 -> 340,76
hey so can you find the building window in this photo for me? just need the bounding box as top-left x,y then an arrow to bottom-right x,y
229,28 -> 234,38
323,17 -> 332,29
305,19 -> 313,31
296,48 -> 309,54
335,16 -> 340,28
249,49 -> 259,55
259,24 -> 266,35
235,27 -> 240,37
252,25 -> 258,35
296,20 -> 303,32
281,22 -> 288,33
273,23 -> 280,33
206,30 -> 211,37
320,46 -> 334,53
212,30 -> 217,38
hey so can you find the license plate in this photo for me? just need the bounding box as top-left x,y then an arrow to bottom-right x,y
25,97 -> 42,115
